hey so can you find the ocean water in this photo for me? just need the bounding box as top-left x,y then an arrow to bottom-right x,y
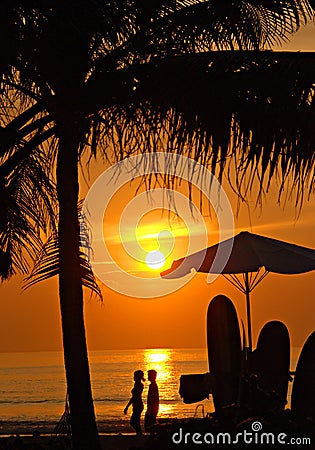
0,347 -> 301,436
0,348 -> 209,435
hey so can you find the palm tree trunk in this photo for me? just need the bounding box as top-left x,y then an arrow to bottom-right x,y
56,120 -> 100,450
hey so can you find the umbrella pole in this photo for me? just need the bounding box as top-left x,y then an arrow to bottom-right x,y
244,272 -> 252,353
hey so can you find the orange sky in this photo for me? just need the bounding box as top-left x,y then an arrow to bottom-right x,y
1,24 -> 315,353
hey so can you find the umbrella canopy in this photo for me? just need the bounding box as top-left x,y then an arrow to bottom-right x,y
161,231 -> 315,351
162,231 -> 315,277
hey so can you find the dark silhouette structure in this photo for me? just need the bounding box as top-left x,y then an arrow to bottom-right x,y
145,370 -> 160,432
124,370 -> 145,435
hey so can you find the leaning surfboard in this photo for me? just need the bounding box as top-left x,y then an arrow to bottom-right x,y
207,295 -> 242,413
251,320 -> 290,411
291,330 -> 315,420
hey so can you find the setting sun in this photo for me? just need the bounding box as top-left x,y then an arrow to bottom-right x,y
145,250 -> 166,270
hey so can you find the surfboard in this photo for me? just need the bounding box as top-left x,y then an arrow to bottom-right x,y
291,330 -> 315,419
251,320 -> 290,412
207,295 -> 242,413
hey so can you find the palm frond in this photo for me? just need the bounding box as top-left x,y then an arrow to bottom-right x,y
0,95 -> 57,281
0,147 -> 58,281
144,0 -> 314,52
24,214 -> 102,299
84,50 -> 315,202
2,1 -> 314,92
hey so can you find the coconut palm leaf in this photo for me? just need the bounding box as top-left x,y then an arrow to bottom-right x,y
0,146 -> 57,281
2,1 -> 313,81
0,93 -> 57,280
127,0 -> 313,53
23,228 -> 102,299
83,50 -> 315,201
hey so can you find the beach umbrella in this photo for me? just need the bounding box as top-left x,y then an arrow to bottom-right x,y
161,231 -> 315,352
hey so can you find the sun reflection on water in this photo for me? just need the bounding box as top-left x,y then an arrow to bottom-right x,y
144,349 -> 170,365
143,349 -> 178,417
144,349 -> 172,382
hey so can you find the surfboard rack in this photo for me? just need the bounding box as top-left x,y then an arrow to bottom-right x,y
178,296 -> 315,425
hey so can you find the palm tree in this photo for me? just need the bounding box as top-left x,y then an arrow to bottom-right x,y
1,2 -> 315,449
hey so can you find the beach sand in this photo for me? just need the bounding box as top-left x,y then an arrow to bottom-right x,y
100,434 -> 148,450
0,434 -> 149,450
